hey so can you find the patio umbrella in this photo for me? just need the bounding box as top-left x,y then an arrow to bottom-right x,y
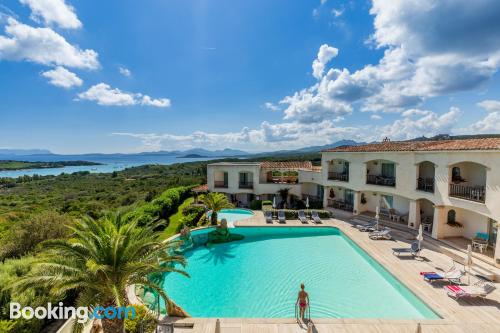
272,196 -> 276,217
417,224 -> 424,257
306,196 -> 310,216
375,205 -> 380,230
466,244 -> 473,285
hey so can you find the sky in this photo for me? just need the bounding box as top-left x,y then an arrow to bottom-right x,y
1,0 -> 500,154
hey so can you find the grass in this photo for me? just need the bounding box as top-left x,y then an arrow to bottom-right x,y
163,197 -> 194,239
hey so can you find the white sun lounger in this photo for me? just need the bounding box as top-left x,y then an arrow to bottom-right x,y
265,211 -> 273,224
278,210 -> 286,224
445,281 -> 496,299
369,228 -> 392,240
298,210 -> 308,224
311,211 -> 322,224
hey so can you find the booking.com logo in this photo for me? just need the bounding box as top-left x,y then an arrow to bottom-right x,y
10,302 -> 136,323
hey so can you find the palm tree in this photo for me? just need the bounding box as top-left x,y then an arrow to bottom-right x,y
14,213 -> 189,333
200,192 -> 233,225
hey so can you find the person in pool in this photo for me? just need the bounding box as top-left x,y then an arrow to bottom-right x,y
296,283 -> 309,321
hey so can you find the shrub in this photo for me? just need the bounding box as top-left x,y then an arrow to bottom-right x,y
125,186 -> 192,227
249,200 -> 262,210
124,305 -> 157,333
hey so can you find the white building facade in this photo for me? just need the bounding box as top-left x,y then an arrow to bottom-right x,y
207,138 -> 500,266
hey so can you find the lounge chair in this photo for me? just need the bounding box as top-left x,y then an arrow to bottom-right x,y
421,268 -> 464,284
369,228 -> 392,240
278,210 -> 286,224
298,210 -> 308,224
311,211 -> 322,224
354,221 -> 377,232
392,242 -> 421,257
445,281 -> 496,299
265,211 -> 273,224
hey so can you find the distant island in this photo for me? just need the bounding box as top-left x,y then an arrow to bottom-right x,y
177,154 -> 208,158
0,160 -> 102,171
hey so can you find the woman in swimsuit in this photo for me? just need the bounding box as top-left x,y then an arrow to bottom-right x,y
296,283 -> 309,321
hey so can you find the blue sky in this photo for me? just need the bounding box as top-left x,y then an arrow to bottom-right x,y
1,0 -> 499,153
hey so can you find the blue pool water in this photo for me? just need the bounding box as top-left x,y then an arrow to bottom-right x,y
160,227 -> 438,319
211,208 -> 254,227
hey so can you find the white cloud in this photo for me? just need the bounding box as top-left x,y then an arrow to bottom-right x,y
77,83 -> 171,108
0,18 -> 98,69
41,66 -> 82,88
19,0 -> 81,29
376,107 -> 461,141
312,44 -> 338,79
264,102 -> 280,112
370,114 -> 382,120
332,8 -> 344,18
466,112 -> 500,133
280,0 -> 500,124
119,66 -> 131,77
477,100 -> 500,113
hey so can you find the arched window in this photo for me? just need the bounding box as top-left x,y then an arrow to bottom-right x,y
447,210 -> 456,224
451,167 -> 461,182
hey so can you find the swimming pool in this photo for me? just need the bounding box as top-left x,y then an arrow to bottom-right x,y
159,227 -> 438,319
209,208 -> 254,227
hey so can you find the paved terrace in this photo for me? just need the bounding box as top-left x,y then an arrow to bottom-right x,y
160,212 -> 500,333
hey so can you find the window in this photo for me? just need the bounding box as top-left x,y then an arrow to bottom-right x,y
447,210 -> 456,223
381,163 -> 395,178
381,195 -> 393,209
344,189 -> 354,205
451,167 -> 461,182
223,172 -> 228,185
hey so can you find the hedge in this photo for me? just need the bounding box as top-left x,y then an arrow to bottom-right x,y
249,200 -> 262,210
124,186 -> 192,226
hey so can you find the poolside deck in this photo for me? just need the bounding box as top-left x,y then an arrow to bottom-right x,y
159,213 -> 500,333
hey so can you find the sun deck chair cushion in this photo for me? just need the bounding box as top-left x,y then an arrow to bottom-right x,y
423,273 -> 443,280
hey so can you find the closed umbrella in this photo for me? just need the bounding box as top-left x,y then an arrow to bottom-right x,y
466,244 -> 473,285
306,197 -> 310,217
417,224 -> 424,257
375,205 -> 380,231
272,196 -> 276,218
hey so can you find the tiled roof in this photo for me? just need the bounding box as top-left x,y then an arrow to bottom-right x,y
322,138 -> 500,153
260,161 -> 313,170
192,184 -> 208,192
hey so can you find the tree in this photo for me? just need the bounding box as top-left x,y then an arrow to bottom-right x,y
200,193 -> 233,225
277,188 -> 291,208
14,213 -> 189,333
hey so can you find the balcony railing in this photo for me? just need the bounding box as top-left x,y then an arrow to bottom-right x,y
265,176 -> 298,184
366,175 -> 396,187
214,181 -> 228,188
302,194 -> 322,202
239,182 -> 254,189
328,172 -> 349,182
449,184 -> 485,203
327,199 -> 353,212
417,177 -> 434,193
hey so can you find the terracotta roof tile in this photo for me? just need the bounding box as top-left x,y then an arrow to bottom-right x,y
192,184 -> 208,192
322,138 -> 500,153
260,161 -> 313,170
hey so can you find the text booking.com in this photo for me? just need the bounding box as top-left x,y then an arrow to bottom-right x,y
10,302 -> 137,323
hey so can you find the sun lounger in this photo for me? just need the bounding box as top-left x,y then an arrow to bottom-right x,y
298,210 -> 308,224
278,210 -> 286,224
445,281 -> 496,299
421,268 -> 464,284
392,242 -> 421,257
265,211 -> 273,224
369,228 -> 392,240
354,220 -> 377,232
311,211 -> 322,224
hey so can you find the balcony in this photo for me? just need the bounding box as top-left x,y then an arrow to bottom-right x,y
328,172 -> 349,182
214,181 -> 228,188
239,182 -> 254,189
327,199 -> 353,212
449,184 -> 485,203
366,175 -> 396,187
417,177 -> 434,193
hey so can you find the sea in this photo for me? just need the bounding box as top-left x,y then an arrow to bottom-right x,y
0,154 -> 217,178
